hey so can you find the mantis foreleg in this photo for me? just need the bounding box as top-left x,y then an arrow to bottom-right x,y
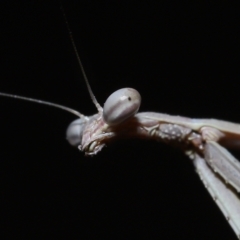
194,146 -> 240,239
204,141 -> 240,193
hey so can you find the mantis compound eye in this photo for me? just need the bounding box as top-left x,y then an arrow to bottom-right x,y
103,88 -> 141,126
66,118 -> 86,146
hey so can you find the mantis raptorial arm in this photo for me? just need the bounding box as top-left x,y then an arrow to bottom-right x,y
194,152 -> 240,238
204,141 -> 240,193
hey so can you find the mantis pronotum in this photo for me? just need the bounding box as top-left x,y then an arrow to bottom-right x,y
1,2 -> 238,240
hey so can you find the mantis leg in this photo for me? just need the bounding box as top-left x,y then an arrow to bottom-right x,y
204,141 -> 240,193
193,152 -> 240,239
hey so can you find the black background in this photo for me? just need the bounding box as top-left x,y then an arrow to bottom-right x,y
0,1 -> 239,239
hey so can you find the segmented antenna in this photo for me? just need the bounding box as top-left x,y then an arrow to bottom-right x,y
0,92 -> 86,119
61,6 -> 103,113
0,7 -> 99,119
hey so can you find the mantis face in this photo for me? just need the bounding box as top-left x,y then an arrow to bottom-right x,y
66,88 -> 141,154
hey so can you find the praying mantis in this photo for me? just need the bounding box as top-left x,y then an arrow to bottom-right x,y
1,38 -> 240,240
0,1 -> 239,238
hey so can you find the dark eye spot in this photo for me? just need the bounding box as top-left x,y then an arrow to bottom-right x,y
128,97 -> 131,101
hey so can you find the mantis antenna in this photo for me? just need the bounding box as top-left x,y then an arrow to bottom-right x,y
0,92 -> 85,119
61,6 -> 103,113
0,7 -> 102,118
